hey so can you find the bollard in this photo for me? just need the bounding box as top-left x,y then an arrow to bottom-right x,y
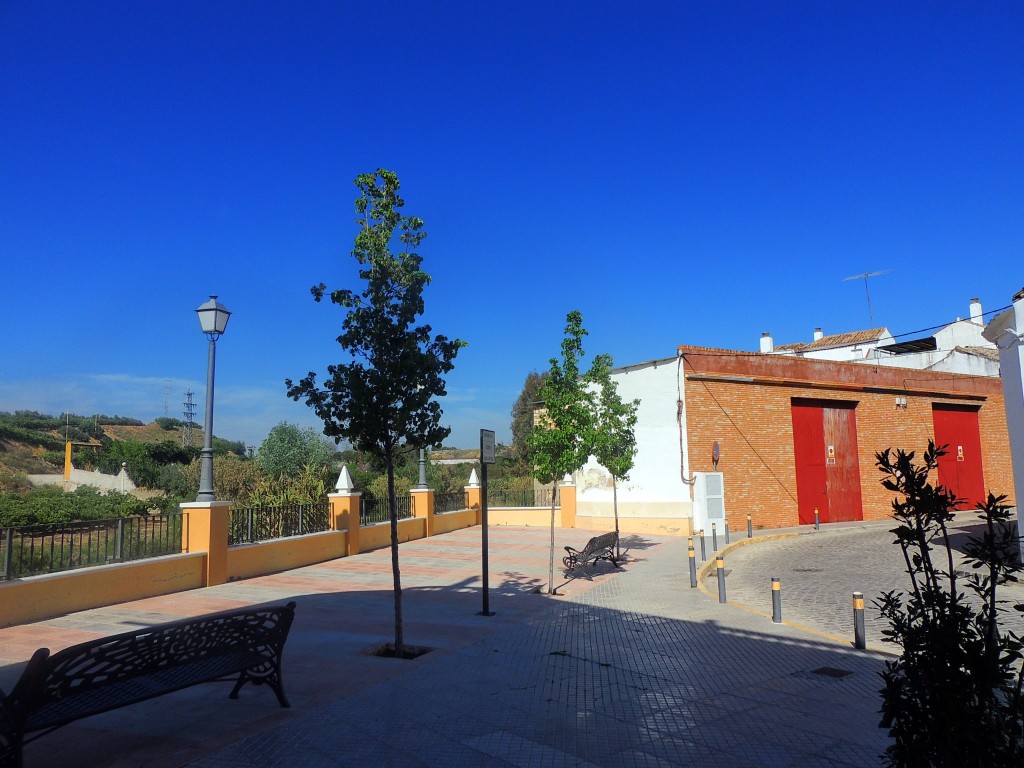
688,538 -> 697,588
699,529 -> 706,561
712,522 -> 718,551
853,592 -> 866,649
771,577 -> 782,624
747,512 -> 752,539
814,507 -> 820,531
724,521 -> 730,545
716,557 -> 727,603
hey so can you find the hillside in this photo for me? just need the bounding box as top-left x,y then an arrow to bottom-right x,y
0,411 -> 217,477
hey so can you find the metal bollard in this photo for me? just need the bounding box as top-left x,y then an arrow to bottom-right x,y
724,521 -> 730,545
712,523 -> 718,551
716,557 -> 727,603
699,530 -> 706,561
853,592 -> 866,649
747,512 -> 753,538
688,538 -> 697,588
814,507 -> 820,531
771,577 -> 782,623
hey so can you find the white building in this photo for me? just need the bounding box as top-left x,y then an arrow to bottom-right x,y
765,297 -> 998,377
575,356 -> 694,535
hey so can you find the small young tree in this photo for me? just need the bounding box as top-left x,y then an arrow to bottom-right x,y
588,354 -> 638,558
875,442 -> 1024,767
527,310 -> 596,595
287,169 -> 463,657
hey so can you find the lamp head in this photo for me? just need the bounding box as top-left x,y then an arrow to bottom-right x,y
196,295 -> 231,338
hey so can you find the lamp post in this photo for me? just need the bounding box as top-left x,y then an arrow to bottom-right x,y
195,295 -> 231,502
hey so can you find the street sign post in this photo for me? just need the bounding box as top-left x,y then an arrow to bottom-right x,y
479,429 -> 496,616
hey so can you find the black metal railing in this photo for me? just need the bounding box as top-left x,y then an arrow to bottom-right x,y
487,487 -> 559,508
434,491 -> 468,514
228,502 -> 330,545
1,513 -> 185,581
360,495 -> 414,526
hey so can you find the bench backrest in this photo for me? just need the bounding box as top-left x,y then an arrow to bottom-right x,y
6,602 -> 296,722
582,532 -> 617,554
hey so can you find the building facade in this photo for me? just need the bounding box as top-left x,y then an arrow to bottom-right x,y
575,345 -> 1013,535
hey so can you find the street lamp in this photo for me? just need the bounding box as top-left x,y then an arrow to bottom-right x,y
195,295 -> 231,502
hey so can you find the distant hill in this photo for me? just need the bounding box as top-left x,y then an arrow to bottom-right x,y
0,411 -> 221,476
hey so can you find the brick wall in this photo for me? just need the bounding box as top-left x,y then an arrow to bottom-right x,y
679,347 -> 1013,530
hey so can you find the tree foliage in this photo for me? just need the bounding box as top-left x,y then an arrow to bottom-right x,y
287,168 -> 463,656
255,422 -> 336,479
587,353 -> 639,555
875,442 -> 1023,767
527,310 -> 598,594
509,371 -> 547,469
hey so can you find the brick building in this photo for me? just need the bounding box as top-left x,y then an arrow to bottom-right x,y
573,345 -> 1013,536
680,346 -> 1012,531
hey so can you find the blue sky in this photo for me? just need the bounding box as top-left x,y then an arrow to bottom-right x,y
1,2 -> 1021,449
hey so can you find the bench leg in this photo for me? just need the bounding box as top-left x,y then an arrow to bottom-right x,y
230,665 -> 290,708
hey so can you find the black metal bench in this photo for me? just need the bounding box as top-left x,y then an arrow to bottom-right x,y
563,531 -> 621,578
0,601 -> 296,768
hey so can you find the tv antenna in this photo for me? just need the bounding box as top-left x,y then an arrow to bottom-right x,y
843,270 -> 892,326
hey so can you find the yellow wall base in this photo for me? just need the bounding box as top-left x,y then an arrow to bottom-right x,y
227,531 -> 347,581
0,554 -> 205,628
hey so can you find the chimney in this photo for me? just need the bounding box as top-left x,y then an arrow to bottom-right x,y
760,332 -> 774,353
813,327 -> 824,341
969,297 -> 983,324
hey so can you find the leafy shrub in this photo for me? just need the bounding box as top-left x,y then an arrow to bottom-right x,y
875,442 -> 1024,767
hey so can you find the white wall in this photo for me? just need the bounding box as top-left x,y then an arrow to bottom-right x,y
576,357 -> 692,512
868,348 -> 998,377
934,319 -> 989,350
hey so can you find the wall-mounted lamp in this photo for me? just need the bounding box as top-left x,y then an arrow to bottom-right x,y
895,396 -> 908,409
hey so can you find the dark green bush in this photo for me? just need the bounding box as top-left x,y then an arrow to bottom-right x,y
876,442 -> 1024,767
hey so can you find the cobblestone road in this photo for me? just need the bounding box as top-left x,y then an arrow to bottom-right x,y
715,518 -> 1024,649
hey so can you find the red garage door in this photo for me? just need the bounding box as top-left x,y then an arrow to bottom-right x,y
932,404 -> 985,509
792,399 -> 863,525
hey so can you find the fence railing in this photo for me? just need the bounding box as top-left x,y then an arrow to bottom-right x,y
228,502 -> 330,545
434,491 -> 468,514
1,513 -> 185,581
487,487 -> 559,508
360,495 -> 414,526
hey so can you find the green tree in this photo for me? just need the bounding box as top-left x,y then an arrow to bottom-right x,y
287,168 -> 464,657
875,442 -> 1023,767
255,422 -> 336,479
510,371 -> 547,470
527,310 -> 597,595
588,354 -> 639,558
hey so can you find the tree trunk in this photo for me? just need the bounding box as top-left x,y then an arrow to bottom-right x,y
386,444 -> 404,656
612,474 -> 620,558
548,484 -> 557,595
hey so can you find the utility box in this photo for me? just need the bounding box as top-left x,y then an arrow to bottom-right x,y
692,472 -> 725,534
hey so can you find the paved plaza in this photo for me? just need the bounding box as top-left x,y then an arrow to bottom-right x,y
0,524 -> 908,766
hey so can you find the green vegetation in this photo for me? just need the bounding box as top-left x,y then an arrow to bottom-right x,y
875,443 -> 1023,767
588,353 -> 639,557
287,168 -> 464,658
510,371 -> 547,472
256,422 -> 336,479
0,486 -> 151,527
528,310 -> 598,594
